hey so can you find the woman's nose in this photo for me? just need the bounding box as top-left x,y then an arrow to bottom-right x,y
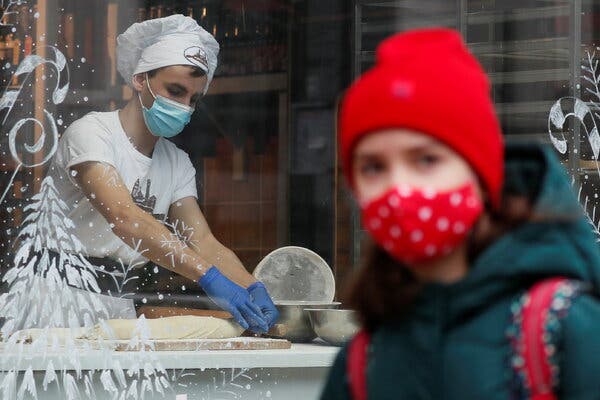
389,165 -> 413,189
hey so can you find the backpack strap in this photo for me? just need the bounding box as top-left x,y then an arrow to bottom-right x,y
347,329 -> 370,400
346,278 -> 582,400
509,277 -> 583,400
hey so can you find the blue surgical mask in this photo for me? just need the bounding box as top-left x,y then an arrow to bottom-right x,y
138,74 -> 194,138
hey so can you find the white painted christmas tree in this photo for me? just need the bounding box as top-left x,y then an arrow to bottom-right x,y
0,175 -> 107,336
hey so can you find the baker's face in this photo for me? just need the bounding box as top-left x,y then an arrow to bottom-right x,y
352,129 -> 482,204
135,65 -> 208,109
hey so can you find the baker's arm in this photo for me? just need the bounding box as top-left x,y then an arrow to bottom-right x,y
167,196 -> 256,287
168,197 -> 280,328
72,162 -> 208,281
71,161 -> 268,331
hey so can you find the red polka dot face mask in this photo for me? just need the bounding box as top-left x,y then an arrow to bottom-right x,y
360,182 -> 483,266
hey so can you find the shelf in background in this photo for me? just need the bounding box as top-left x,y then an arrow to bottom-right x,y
467,5 -> 570,24
119,74 -> 288,102
504,133 -> 553,144
495,101 -> 556,115
359,17 -> 456,34
579,160 -> 600,174
488,69 -> 569,84
469,37 -> 570,56
207,73 -> 287,95
358,4 -> 569,31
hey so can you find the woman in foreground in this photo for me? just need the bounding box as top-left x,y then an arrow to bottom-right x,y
321,28 -> 600,400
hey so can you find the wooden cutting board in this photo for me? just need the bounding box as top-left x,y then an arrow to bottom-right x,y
79,337 -> 292,351
137,306 -> 232,319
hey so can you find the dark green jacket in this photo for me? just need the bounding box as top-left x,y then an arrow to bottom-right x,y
321,143 -> 600,400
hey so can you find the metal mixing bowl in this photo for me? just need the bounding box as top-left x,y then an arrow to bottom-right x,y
305,309 -> 359,346
271,301 -> 341,342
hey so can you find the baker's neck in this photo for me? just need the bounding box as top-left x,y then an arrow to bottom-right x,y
409,244 -> 469,284
119,98 -> 159,158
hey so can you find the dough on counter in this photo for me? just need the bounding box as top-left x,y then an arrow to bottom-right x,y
11,327 -> 87,343
82,315 -> 244,340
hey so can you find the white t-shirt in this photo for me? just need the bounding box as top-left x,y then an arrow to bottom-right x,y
45,110 -> 197,266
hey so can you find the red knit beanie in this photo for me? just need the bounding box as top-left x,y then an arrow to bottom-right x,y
339,28 -> 504,210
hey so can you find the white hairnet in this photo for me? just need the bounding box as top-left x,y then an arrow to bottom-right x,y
116,14 -> 219,94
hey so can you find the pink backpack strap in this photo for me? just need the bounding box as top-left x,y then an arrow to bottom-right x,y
347,329 -> 370,400
510,277 -> 582,400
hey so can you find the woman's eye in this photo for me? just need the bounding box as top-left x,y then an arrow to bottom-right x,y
168,88 -> 183,97
361,162 -> 384,175
416,154 -> 440,168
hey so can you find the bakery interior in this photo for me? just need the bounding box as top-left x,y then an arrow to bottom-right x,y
0,0 -> 597,398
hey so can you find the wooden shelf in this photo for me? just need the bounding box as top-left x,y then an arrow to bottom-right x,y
207,73 -> 287,95
579,160 -> 600,172
118,73 -> 288,101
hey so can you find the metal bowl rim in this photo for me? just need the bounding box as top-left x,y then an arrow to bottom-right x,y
274,301 -> 342,306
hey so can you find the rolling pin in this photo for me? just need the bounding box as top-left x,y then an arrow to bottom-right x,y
137,306 -> 231,320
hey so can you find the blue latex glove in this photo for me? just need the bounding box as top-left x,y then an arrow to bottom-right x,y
247,281 -> 279,329
198,267 -> 269,332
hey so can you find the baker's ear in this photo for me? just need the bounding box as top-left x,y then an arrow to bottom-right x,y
131,73 -> 146,92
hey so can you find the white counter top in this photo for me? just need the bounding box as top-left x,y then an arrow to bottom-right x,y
0,343 -> 341,372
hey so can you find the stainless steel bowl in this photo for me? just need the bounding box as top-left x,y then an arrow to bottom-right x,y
271,301 -> 341,342
305,309 -> 359,346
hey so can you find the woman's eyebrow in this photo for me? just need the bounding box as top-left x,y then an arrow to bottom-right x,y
405,143 -> 438,154
402,138 -> 448,154
354,153 -> 382,162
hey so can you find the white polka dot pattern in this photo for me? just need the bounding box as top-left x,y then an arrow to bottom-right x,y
361,182 -> 483,266
418,207 -> 432,221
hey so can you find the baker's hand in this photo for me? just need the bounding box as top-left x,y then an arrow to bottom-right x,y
247,281 -> 279,329
198,266 -> 269,332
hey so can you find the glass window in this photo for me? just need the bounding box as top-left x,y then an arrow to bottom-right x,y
0,1 -> 598,398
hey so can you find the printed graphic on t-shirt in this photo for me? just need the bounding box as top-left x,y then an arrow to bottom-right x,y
131,178 -> 165,221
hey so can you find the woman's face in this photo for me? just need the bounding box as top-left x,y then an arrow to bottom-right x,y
352,129 -> 482,205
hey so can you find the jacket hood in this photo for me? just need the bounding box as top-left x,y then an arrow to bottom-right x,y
416,142 -> 600,323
